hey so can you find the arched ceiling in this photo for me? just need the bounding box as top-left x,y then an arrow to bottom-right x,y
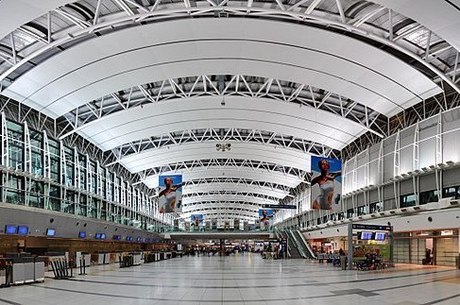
0,0 -> 459,221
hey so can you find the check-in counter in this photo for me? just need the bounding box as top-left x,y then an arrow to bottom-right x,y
34,258 -> 45,282
5,257 -> 45,285
11,260 -> 25,285
0,269 -> 5,286
76,252 -> 91,268
131,252 -> 142,266
97,253 -> 109,265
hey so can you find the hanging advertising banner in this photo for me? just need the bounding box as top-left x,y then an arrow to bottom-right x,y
217,219 -> 225,229
191,214 -> 204,228
158,174 -> 183,213
259,209 -> 274,229
310,156 -> 342,211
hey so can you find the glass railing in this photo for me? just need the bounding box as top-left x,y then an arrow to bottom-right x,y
162,227 -> 276,233
287,230 -> 308,258
294,230 -> 316,259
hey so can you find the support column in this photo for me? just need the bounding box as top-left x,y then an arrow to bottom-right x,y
347,223 -> 353,270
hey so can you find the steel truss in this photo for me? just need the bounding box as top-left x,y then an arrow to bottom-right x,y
343,90 -> 460,160
60,74 -> 386,141
108,127 -> 340,163
184,177 -> 291,193
183,203 -> 259,213
183,200 -> 259,208
181,210 -> 258,221
0,0 -> 459,94
183,191 -> 278,201
182,201 -> 260,220
141,158 -> 308,181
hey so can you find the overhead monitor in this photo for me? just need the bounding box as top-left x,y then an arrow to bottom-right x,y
5,225 -> 18,234
46,228 -> 56,236
374,232 -> 386,241
18,225 -> 29,235
79,231 -> 87,238
360,231 -> 373,240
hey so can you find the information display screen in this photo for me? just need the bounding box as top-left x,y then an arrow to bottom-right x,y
360,231 -> 373,240
374,232 -> 386,241
95,233 -> 106,239
79,231 -> 87,238
46,228 -> 56,236
5,225 -> 18,234
18,225 -> 29,235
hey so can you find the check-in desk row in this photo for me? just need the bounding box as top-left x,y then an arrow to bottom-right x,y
144,251 -> 173,263
0,257 -> 45,286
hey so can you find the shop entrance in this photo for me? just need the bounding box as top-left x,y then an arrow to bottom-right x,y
422,238 -> 434,265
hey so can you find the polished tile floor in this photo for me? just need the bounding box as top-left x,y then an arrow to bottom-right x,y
1,254 -> 459,305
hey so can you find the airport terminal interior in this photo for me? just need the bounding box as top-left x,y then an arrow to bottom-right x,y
1,0 -> 460,304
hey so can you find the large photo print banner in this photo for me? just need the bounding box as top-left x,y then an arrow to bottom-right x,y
191,214 -> 204,228
158,174 -> 183,213
258,209 -> 274,229
311,156 -> 342,211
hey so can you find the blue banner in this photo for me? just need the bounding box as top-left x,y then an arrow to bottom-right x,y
191,214 -> 204,227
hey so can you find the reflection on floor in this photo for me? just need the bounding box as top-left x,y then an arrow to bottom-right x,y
1,254 -> 459,305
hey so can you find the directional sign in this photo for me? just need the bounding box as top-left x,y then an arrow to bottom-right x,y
352,224 -> 392,231
262,204 -> 297,210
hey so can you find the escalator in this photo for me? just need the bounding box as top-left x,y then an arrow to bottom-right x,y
274,228 -> 300,258
293,230 -> 316,259
285,230 -> 308,259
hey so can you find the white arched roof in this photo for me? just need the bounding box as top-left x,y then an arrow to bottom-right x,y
4,18 -> 440,118
183,183 -> 288,199
78,96 -> 367,152
0,0 -> 73,40
142,166 -> 303,189
1,0 -> 457,221
182,194 -> 278,206
372,0 -> 460,52
119,141 -> 310,174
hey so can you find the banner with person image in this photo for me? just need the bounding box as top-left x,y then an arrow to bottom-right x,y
158,174 -> 183,213
259,209 -> 274,229
190,214 -> 204,228
310,156 -> 342,211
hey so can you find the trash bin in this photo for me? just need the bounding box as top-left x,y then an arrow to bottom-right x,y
340,256 -> 347,270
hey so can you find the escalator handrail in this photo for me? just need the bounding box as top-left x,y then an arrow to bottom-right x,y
287,230 -> 308,259
295,230 -> 317,259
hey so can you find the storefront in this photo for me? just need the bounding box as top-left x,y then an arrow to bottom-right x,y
393,229 -> 459,266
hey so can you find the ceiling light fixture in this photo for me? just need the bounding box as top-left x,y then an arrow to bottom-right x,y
216,142 -> 231,152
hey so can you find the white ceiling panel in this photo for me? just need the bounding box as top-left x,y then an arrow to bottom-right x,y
182,203 -> 260,213
0,0 -> 73,40
183,183 -> 288,199
4,18 -> 441,118
372,0 -> 460,52
119,141 -> 310,173
79,96 -> 365,151
183,194 -> 278,206
142,167 -> 303,189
